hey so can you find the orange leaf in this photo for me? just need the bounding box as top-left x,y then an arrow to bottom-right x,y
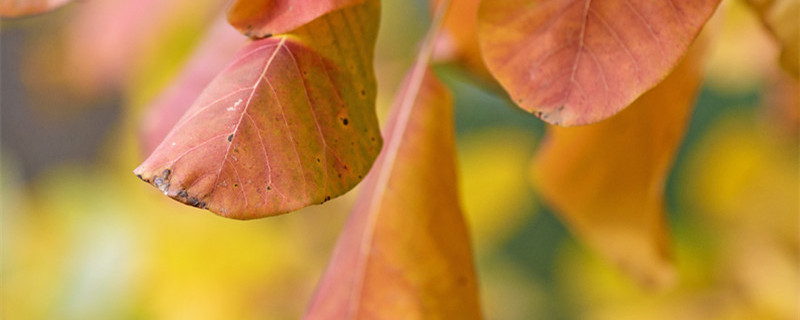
478,0 -> 719,125
431,0 -> 494,81
227,0 -> 365,38
134,1 -> 382,219
139,18 -> 245,156
745,0 -> 799,78
304,68 -> 482,319
531,42 -> 707,288
0,0 -> 70,17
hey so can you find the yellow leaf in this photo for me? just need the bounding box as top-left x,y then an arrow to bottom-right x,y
531,42 -> 707,289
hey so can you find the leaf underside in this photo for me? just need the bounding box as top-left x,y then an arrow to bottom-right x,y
135,1 -> 382,219
478,0 -> 720,126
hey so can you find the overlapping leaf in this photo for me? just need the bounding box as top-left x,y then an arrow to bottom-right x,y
531,43 -> 706,288
304,68 -> 482,319
478,0 -> 719,125
0,0 -> 70,17
227,0 -> 364,38
140,18 -> 245,155
431,0 -> 493,81
745,0 -> 799,78
134,0 -> 382,219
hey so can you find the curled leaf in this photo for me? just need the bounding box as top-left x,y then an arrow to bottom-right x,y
478,0 -> 719,125
0,0 -> 70,17
135,1 -> 382,219
305,69 -> 482,319
227,0 -> 365,38
531,43 -> 707,288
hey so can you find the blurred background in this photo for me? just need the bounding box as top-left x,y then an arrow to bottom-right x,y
1,0 -> 797,319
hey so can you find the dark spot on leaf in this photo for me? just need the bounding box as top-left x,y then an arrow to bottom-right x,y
343,165 -> 348,170
342,118 -> 349,126
338,173 -> 342,178
360,89 -> 366,97
267,186 -> 271,191
186,197 -> 206,208
370,137 -> 376,142
153,169 -> 172,194
316,158 -> 321,163
357,175 -> 362,179
228,134 -> 234,142
234,183 -> 239,187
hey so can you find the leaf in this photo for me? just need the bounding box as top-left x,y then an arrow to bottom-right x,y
140,18 -> 245,156
531,42 -> 706,288
134,0 -> 382,219
745,0 -> 799,78
478,0 -> 719,126
431,0 -> 493,81
304,69 -> 482,319
0,0 -> 70,17
227,0 -> 364,38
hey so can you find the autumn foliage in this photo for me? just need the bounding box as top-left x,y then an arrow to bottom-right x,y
3,0 -> 797,319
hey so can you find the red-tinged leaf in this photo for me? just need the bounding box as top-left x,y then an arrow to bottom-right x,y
745,0 -> 799,78
0,0 -> 70,17
140,18 -> 245,156
134,0 -> 382,219
478,0 -> 720,126
531,43 -> 707,288
305,68 -> 482,320
227,0 -> 364,38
